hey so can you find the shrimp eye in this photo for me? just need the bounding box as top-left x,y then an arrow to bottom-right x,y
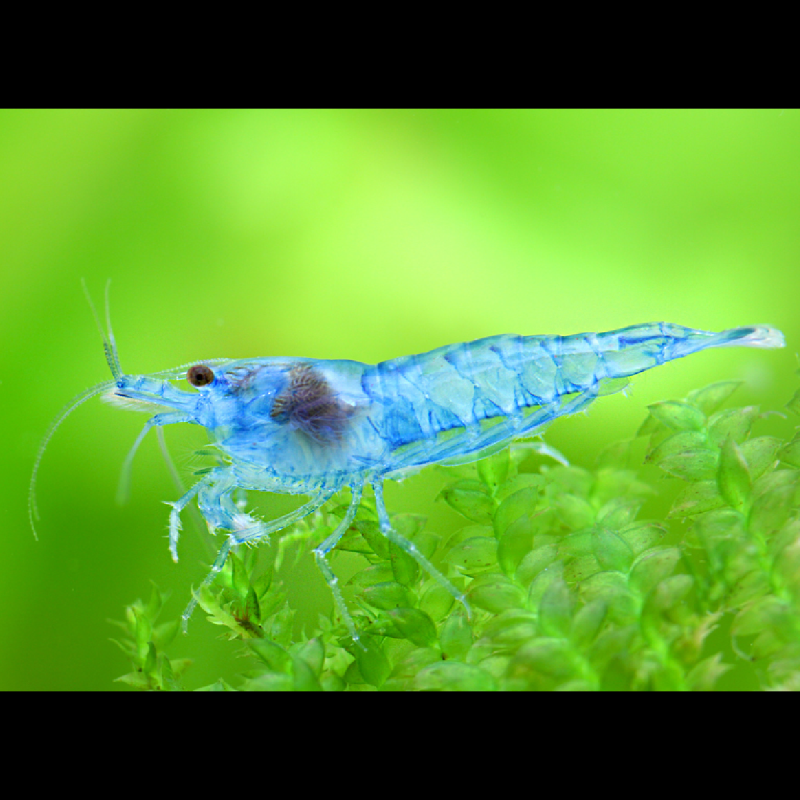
187,364 -> 214,387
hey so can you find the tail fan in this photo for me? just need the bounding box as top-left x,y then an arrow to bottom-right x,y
712,325 -> 785,350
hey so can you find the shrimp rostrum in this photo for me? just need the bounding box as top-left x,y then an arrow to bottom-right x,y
30,309 -> 785,644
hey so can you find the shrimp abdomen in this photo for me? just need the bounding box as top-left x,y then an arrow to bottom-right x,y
364,323 -> 784,470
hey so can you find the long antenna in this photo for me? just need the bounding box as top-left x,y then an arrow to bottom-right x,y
30,280 -> 123,540
29,379 -> 116,539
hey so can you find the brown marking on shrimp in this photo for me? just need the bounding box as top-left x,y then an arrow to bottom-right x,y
270,362 -> 353,443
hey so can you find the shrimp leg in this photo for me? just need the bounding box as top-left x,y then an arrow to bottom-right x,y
372,479 -> 472,620
167,478 -> 206,562
117,412 -> 192,504
168,467 -> 249,562
179,470 -> 338,630
312,483 -> 364,646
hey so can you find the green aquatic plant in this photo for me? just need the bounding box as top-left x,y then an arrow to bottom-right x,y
113,379 -> 800,690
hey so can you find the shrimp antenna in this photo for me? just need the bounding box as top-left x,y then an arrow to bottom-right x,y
29,280 -> 123,540
81,277 -> 122,380
29,378 -> 116,539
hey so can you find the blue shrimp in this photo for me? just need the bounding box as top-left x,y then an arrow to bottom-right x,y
29,297 -> 785,644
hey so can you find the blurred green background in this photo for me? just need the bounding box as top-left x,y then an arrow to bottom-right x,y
2,109 -> 798,689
